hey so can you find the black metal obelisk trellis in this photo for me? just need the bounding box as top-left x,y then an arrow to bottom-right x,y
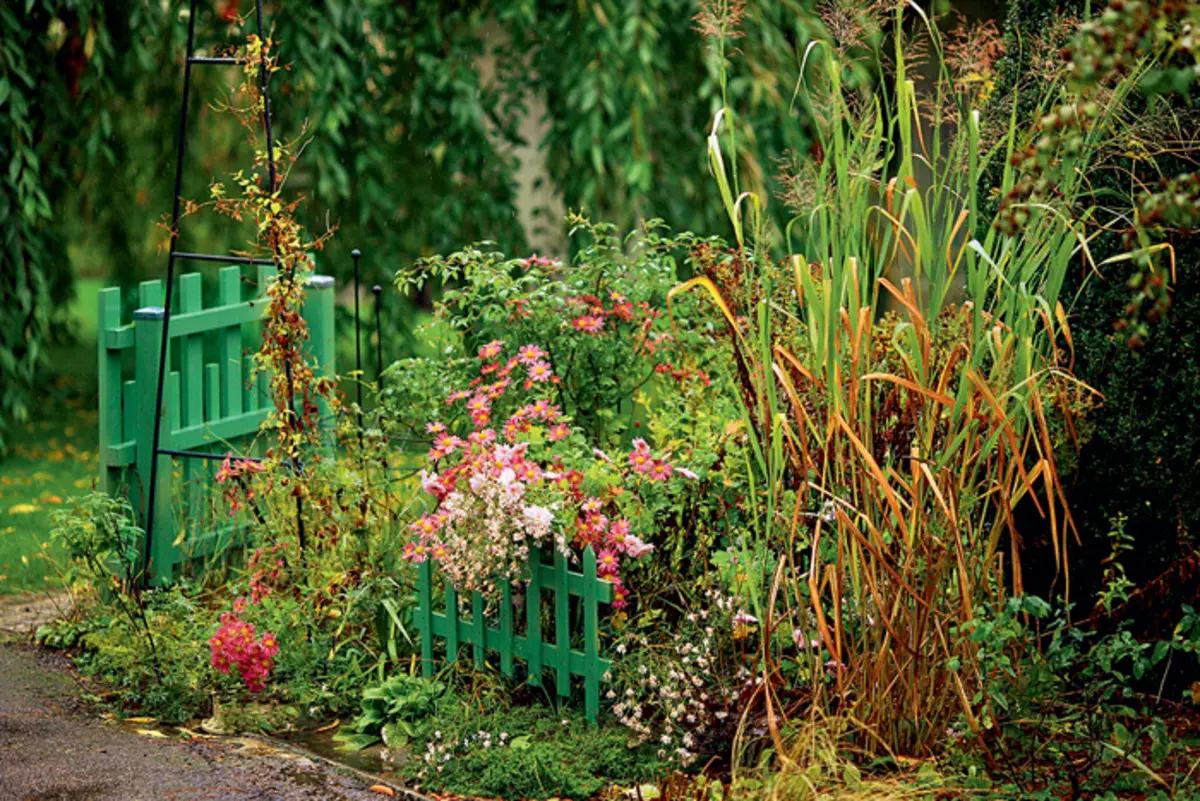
142,0 -> 304,585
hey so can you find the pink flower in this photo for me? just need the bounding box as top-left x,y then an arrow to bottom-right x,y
582,497 -> 603,514
433,433 -> 465,454
446,390 -> 471,405
596,548 -> 620,578
468,429 -> 497,446
571,315 -> 605,334
426,421 -> 447,434
623,534 -> 654,559
648,460 -> 673,482
517,344 -> 546,364
477,340 -> 505,360
628,448 -> 653,474
466,395 -> 490,414
593,448 -> 612,463
421,470 -> 447,499
675,467 -> 699,480
547,423 -> 569,442
527,361 -> 554,382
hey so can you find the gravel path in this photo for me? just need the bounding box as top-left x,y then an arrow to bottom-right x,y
0,639 -> 402,801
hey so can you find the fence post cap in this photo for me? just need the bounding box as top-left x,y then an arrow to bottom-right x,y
305,274 -> 335,290
133,306 -> 166,320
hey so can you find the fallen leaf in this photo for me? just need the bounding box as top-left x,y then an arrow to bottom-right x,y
136,729 -> 168,738
7,504 -> 38,515
369,785 -> 395,796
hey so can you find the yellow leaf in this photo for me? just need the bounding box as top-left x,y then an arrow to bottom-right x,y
7,504 -> 39,515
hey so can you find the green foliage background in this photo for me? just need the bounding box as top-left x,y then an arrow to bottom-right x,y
0,0 -> 814,445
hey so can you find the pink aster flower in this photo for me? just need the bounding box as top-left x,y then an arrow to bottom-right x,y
468,428 -> 497,446
547,423 -> 569,442
628,448 -> 653,474
527,361 -> 553,382
517,344 -> 546,364
433,433 -> 465,454
648,460 -> 673,481
593,448 -> 612,463
596,548 -> 620,578
477,340 -> 505,360
426,421 -> 446,435
571,315 -> 605,334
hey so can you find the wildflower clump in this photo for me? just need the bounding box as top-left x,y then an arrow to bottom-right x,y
208,602 -> 280,692
402,339 -> 700,600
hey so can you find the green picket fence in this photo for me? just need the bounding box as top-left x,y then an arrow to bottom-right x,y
415,545 -> 614,722
97,264 -> 336,585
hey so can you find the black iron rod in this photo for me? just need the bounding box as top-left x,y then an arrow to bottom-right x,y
372,284 -> 384,388
352,248 -> 363,429
174,251 -> 274,265
142,0 -> 199,586
158,448 -> 263,464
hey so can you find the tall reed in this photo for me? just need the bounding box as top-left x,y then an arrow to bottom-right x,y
674,0 -> 1149,759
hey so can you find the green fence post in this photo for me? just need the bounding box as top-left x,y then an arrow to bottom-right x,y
500,581 -> 513,677
179,274 -> 204,548
554,549 -> 570,701
417,560 -> 434,678
471,590 -> 485,669
444,584 -> 459,662
133,305 -> 173,583
583,546 -> 600,724
302,275 -> 335,447
217,267 -> 243,419
526,549 -> 543,687
97,288 -> 123,495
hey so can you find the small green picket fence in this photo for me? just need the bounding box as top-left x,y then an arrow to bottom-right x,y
97,264 -> 336,585
415,545 -> 614,722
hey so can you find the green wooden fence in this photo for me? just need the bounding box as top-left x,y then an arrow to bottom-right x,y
97,264 -> 336,585
415,545 -> 614,722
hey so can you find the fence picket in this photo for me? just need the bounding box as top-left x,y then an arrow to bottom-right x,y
444,584 -> 459,662
217,267 -> 243,419
526,552 -> 543,687
471,591 -> 485,669
179,275 -> 204,550
554,549 -> 570,699
97,288 -> 124,495
499,581 -> 513,677
417,560 -> 434,678
583,546 -> 600,723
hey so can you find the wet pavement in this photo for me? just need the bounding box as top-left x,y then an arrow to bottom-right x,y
0,639 -> 409,800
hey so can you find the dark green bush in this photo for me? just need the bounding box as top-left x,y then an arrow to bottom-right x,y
1000,0 -> 1200,601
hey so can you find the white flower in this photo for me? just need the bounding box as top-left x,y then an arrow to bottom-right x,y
523,504 -> 554,529
622,535 -> 655,559
674,467 -> 699,480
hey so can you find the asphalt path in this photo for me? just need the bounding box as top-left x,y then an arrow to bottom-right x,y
0,639 -> 395,801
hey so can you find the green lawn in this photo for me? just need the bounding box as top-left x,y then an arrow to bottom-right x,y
0,279 -> 103,595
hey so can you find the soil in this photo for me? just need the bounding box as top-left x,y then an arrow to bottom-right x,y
0,638 -> 417,800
